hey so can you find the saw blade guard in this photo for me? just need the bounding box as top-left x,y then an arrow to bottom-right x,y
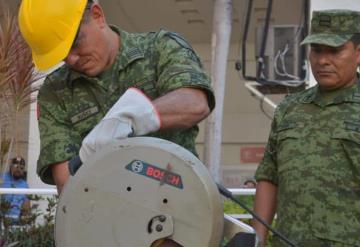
55,137 -> 224,247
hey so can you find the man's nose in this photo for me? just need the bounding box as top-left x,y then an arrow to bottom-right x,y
317,52 -> 331,65
64,51 -> 80,66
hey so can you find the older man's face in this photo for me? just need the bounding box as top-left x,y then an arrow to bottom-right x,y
309,41 -> 360,91
64,4 -> 117,77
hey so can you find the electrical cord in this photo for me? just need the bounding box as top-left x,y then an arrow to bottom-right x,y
274,44 -> 301,80
217,183 -> 298,247
240,0 -> 308,87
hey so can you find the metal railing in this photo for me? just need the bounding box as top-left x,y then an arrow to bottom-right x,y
0,188 -> 57,195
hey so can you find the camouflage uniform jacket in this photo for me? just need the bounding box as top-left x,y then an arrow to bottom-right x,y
37,27 -> 215,185
255,81 -> 360,246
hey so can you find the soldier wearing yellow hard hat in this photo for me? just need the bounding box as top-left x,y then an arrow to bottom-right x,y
18,1 -> 215,246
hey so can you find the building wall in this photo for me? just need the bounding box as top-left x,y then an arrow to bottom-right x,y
194,43 -> 275,187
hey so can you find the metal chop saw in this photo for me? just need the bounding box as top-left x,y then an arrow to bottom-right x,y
55,137 -> 258,246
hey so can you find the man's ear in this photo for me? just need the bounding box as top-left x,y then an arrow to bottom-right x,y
90,3 -> 106,28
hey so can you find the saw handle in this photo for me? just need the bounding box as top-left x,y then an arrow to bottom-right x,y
68,155 -> 83,176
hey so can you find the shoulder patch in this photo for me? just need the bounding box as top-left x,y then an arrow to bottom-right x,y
127,47 -> 143,59
277,121 -> 297,132
164,31 -> 193,50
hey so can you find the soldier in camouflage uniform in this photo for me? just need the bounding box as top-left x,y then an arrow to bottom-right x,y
19,1 -> 214,246
19,1 -> 214,190
252,10 -> 360,247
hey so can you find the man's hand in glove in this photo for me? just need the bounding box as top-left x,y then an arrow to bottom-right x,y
79,88 -> 161,162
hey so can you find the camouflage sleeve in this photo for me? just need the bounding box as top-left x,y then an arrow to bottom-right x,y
37,80 -> 81,185
255,95 -> 298,184
153,30 -> 215,111
255,96 -> 294,185
255,115 -> 279,185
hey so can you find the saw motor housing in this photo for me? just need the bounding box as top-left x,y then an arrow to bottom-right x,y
56,137 -> 224,247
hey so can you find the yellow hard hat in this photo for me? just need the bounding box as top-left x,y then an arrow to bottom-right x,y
18,0 -> 87,70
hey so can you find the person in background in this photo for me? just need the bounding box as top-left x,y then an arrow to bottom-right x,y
252,9 -> 360,247
1,156 -> 30,225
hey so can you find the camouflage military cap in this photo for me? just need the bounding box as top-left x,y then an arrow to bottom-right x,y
301,9 -> 360,47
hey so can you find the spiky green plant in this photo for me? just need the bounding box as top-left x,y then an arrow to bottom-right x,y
0,195 -> 57,246
0,3 -> 41,176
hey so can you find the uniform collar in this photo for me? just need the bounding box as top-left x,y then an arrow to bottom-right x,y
300,78 -> 360,106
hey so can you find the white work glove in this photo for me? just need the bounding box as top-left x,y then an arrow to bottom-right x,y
79,88 -> 161,162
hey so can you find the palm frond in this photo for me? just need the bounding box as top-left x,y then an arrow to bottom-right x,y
0,3 -> 41,171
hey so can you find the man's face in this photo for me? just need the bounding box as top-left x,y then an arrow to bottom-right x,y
10,164 -> 26,179
64,5 -> 115,76
309,41 -> 360,91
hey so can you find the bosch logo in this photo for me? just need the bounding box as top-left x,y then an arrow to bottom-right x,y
131,160 -> 144,173
126,160 -> 184,189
